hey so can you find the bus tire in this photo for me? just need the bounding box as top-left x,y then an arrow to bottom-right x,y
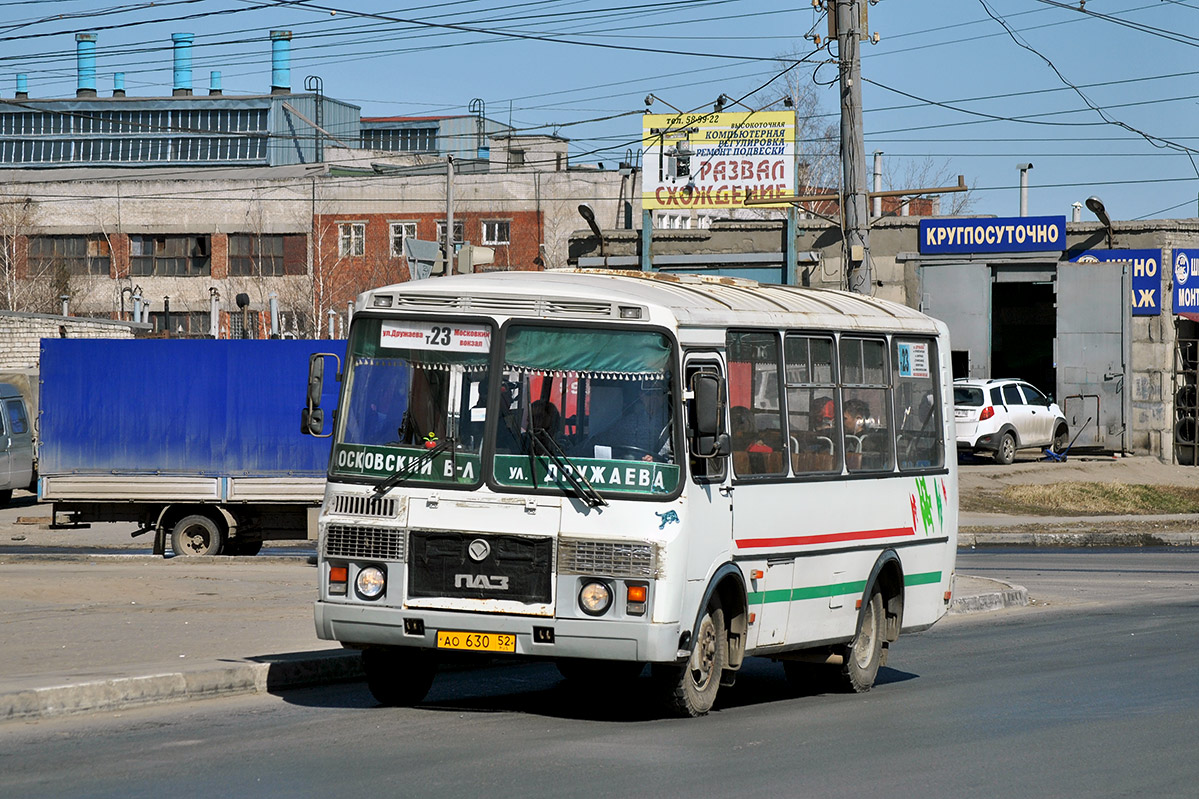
652,598 -> 725,717
993,432 -> 1016,465
840,589 -> 885,693
363,648 -> 436,707
170,514 -> 224,557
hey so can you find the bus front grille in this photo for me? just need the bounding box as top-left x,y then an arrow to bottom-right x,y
558,538 -> 661,579
329,493 -> 399,518
325,524 -> 405,561
408,530 -> 552,603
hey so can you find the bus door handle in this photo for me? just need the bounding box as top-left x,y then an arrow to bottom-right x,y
719,485 -> 734,497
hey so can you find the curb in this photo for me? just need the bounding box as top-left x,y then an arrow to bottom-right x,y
959,530 -> 1199,547
1,650 -> 363,723
949,582 -> 1029,614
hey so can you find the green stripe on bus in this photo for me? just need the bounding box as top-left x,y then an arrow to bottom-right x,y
748,571 -> 943,606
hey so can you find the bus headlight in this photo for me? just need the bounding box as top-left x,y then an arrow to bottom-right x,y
355,566 -> 386,600
578,580 -> 612,616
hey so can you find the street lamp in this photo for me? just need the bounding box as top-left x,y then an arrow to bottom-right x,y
1086,196 -> 1113,248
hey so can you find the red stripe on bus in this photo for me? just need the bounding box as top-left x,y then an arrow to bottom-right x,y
735,526 -> 915,549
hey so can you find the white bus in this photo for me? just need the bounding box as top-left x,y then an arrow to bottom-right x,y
304,269 -> 958,717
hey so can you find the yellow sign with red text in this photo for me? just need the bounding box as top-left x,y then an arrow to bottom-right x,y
641,111 -> 795,210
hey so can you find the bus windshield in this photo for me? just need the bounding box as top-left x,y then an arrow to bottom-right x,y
332,316 -> 492,486
491,324 -> 681,498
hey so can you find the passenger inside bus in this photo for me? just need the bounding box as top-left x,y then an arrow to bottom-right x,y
731,405 -> 778,474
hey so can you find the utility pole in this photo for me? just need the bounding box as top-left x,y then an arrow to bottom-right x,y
445,155 -> 455,272
836,0 -> 871,294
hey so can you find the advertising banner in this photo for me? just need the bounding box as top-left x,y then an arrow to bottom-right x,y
641,111 -> 794,210
1172,248 -> 1199,315
1070,249 -> 1162,316
918,216 -> 1066,255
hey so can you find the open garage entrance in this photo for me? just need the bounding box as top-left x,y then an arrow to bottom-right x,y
991,280 -> 1056,396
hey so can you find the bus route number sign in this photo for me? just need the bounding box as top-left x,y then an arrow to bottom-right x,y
380,321 -> 491,353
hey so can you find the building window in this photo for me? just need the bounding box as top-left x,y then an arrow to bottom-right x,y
229,234 -> 306,276
148,310 -> 213,337
436,220 -> 464,248
389,222 -> 418,258
229,309 -> 262,339
361,128 -> 436,153
339,223 -> 365,257
508,149 -> 525,168
482,220 -> 511,246
28,235 -> 111,276
130,235 -> 211,277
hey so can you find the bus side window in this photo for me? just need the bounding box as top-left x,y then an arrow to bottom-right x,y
894,338 -> 944,471
686,361 -> 726,483
726,331 -> 786,477
785,334 -> 841,475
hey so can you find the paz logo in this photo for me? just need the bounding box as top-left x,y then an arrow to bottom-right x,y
1176,252 -> 1190,287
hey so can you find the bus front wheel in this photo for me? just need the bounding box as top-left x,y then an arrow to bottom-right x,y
362,648 -> 436,707
840,590 -> 885,693
652,599 -> 726,717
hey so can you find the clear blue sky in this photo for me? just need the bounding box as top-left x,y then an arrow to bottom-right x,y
3,0 -> 1196,223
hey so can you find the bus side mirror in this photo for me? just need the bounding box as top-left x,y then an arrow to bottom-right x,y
691,372 -> 728,457
307,355 -> 324,408
301,407 -> 325,436
302,353 -> 340,438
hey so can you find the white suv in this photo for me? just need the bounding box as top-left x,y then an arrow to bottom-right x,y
953,378 -> 1068,465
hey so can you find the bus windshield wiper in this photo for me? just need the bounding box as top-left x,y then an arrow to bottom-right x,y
373,436 -> 455,496
529,430 -> 607,508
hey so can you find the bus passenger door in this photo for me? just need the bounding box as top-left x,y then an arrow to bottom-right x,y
683,355 -> 734,584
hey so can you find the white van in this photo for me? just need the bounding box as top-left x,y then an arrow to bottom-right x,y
0,383 -> 34,505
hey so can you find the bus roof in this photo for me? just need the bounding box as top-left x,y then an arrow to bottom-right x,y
361,269 -> 942,334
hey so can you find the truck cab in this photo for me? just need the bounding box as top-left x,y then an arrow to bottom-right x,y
0,382 -> 34,505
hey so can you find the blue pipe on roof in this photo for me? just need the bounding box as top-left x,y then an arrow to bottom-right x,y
16,73 -> 27,96
270,30 -> 291,93
75,33 -> 97,96
172,32 -> 194,94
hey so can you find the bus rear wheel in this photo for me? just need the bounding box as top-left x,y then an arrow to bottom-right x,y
362,648 -> 436,707
839,590 -> 885,693
652,599 -> 725,717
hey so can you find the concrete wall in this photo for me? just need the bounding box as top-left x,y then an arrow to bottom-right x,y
0,311 -> 145,370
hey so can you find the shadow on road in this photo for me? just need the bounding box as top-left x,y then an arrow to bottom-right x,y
279,657 -> 922,722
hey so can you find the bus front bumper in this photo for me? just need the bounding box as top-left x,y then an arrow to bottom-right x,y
314,601 -> 687,663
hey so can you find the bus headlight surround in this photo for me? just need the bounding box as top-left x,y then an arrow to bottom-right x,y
578,580 -> 613,616
355,565 -> 387,600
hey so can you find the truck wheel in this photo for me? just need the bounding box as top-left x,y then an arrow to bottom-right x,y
170,514 -> 224,556
362,648 -> 436,707
651,598 -> 726,717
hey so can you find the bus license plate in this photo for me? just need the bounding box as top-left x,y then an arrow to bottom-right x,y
436,630 -> 516,653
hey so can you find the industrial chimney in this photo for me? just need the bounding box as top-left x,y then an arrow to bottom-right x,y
76,33 -> 97,97
270,30 -> 291,95
172,33 -> 194,96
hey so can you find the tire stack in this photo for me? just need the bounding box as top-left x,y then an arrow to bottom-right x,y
1175,338 -> 1199,466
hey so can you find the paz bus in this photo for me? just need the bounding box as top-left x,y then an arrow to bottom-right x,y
303,269 -> 957,717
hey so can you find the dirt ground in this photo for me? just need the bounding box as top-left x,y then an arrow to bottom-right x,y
958,452 -> 1199,492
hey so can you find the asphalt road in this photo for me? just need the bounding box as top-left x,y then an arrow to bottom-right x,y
2,550 -> 1196,799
